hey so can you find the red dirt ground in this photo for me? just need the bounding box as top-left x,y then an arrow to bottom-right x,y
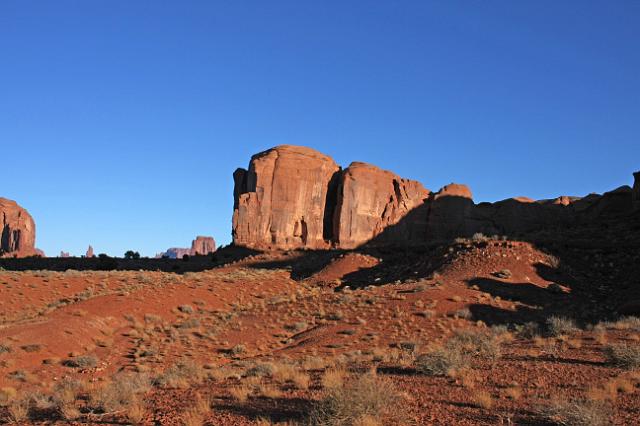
1,238 -> 639,425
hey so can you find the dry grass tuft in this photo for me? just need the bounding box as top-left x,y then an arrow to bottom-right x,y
182,408 -> 204,426
229,385 -> 251,403
546,316 -> 579,337
8,398 -> 29,422
308,374 -> 404,425
322,367 -> 347,390
126,398 -> 146,424
470,390 -> 493,409
604,343 -> 640,370
538,399 -> 609,426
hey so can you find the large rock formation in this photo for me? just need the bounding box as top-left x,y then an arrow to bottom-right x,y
86,245 -> 94,258
233,145 -> 340,249
424,184 -> 476,241
333,162 -> 429,248
231,146 -> 639,249
191,236 -> 216,255
0,198 -> 37,257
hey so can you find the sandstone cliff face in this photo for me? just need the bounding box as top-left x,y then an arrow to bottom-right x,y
233,145 -> 340,249
424,184 -> 476,241
191,236 -> 216,255
1,198 -> 36,257
232,147 -> 639,249
333,162 -> 430,248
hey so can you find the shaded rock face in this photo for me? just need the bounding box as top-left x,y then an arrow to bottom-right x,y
634,172 -> 640,210
191,236 -> 216,255
232,147 -> 639,249
333,162 -> 430,248
233,145 -> 341,249
424,184 -> 477,241
0,198 -> 36,257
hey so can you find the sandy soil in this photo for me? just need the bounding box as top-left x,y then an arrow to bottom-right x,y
0,238 -> 639,425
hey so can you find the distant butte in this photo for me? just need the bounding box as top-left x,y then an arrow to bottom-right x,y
159,236 -> 216,259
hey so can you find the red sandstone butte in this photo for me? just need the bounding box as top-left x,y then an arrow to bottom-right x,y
232,146 -> 640,250
333,162 -> 430,248
191,236 -> 216,255
233,145 -> 341,249
0,197 -> 37,257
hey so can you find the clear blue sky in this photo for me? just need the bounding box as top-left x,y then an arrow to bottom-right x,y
1,1 -> 638,257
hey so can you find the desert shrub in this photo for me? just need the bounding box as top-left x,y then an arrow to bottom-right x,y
153,362 -> 204,388
8,397 -> 29,422
176,318 -> 200,329
229,385 -> 251,402
62,355 -> 97,368
91,372 -> 151,413
470,390 -> 493,409
515,322 -> 540,339
605,316 -> 640,331
230,344 -> 246,356
414,346 -> 469,376
0,344 -> 11,354
322,367 -> 347,389
285,321 -> 308,332
178,304 -> 194,314
447,329 -> 502,360
537,399 -> 609,426
471,233 -> 488,242
604,344 -> 640,370
415,330 -> 500,376
308,374 -> 404,426
546,316 -> 579,337
246,362 -> 275,378
454,308 -> 473,319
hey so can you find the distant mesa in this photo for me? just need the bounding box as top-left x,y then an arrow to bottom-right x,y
232,145 -> 640,250
0,197 -> 39,258
60,251 -> 70,258
158,236 -> 216,259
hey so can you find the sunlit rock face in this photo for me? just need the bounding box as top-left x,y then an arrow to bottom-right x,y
0,197 -> 37,257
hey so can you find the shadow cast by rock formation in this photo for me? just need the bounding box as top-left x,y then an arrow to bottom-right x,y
0,245 -> 261,273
